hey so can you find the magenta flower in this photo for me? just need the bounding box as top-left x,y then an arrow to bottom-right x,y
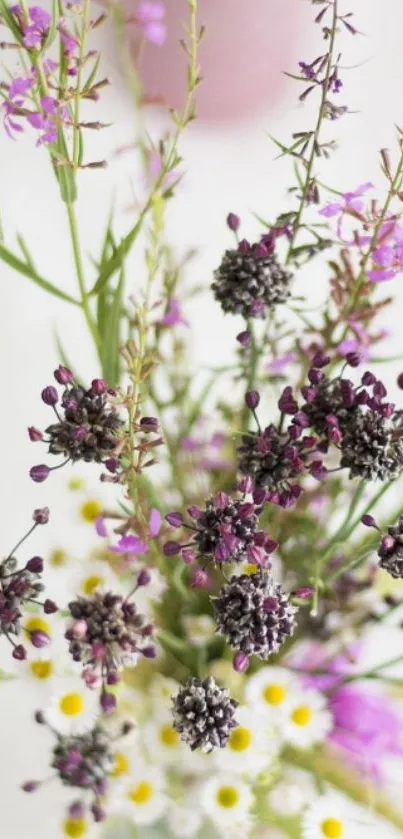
319,182 -> 374,219
158,299 -> 189,328
135,1 -> 166,46
109,535 -> 149,555
267,351 -> 298,375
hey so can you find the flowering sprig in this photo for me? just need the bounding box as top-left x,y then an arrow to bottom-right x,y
0,507 -> 57,660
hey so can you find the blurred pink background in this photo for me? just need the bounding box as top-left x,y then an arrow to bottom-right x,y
135,0 -> 305,122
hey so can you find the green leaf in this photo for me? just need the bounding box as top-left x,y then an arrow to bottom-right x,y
91,208 -> 149,294
0,242 -> 81,305
53,126 -> 77,204
16,234 -> 37,272
83,53 -> 101,93
0,0 -> 23,42
0,669 -> 16,681
44,0 -> 59,48
99,266 -> 125,385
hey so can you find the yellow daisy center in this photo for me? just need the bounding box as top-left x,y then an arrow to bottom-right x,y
81,574 -> 104,595
216,786 -> 240,809
59,692 -> 85,717
80,500 -> 103,523
159,724 -> 180,748
263,683 -> 287,705
291,705 -> 312,727
63,818 -> 88,838
24,617 -> 51,639
30,660 -> 53,680
68,477 -> 86,491
50,548 -> 67,567
128,782 -> 154,805
321,818 -> 344,838
244,563 -> 258,575
111,751 -> 130,777
229,726 -> 252,752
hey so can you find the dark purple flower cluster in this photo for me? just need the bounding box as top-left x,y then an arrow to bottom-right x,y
213,569 -> 297,671
0,509 -> 57,659
211,235 -> 293,319
29,366 -> 123,483
23,717 -> 134,825
378,516 -> 403,579
66,580 -> 156,702
172,676 -> 239,752
163,478 -> 278,567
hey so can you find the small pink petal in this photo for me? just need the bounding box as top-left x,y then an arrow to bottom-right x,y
149,507 -> 161,537
95,516 -> 108,538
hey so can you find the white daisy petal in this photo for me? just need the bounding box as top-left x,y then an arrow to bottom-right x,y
45,676 -> 99,735
245,666 -> 298,717
201,774 -> 253,826
302,793 -> 355,839
116,764 -> 167,826
214,705 -> 278,776
283,689 -> 333,749
141,711 -> 186,765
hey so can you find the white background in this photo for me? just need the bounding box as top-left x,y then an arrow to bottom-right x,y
2,0 -> 403,836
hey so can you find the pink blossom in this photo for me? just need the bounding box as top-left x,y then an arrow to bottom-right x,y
158,299 -> 189,327
148,507 -> 162,537
135,1 -> 166,45
109,535 -> 149,555
267,351 -> 298,374
319,182 -> 374,218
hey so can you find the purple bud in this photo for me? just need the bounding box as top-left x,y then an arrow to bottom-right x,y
293,586 -> 315,600
22,781 -> 39,793
142,645 -> 157,659
381,534 -> 395,552
44,598 -> 58,614
362,514 -> 378,529
34,710 -> 45,724
310,461 -> 327,480
28,426 -> 43,442
397,373 -> 403,390
226,212 -> 240,231
106,671 -> 120,685
104,458 -> 119,473
233,652 -> 250,673
238,475 -> 254,495
182,549 -> 195,565
253,488 -> 267,506
121,720 -> 135,736
54,365 -> 73,385
33,507 -> 50,525
92,803 -> 106,823
374,380 -> 387,398
137,569 -> 151,587
236,330 -> 251,348
165,512 -> 184,528
346,351 -> 361,368
91,378 -> 107,395
191,568 -> 209,588
12,644 -> 27,661
311,351 -> 330,368
263,596 -> 280,612
238,238 -> 250,254
245,390 -> 260,410
30,631 -> 50,649
308,368 -> 323,385
140,416 -> 160,432
30,464 -> 50,483
26,556 -> 44,573
163,541 -> 181,556
362,371 -> 376,386
68,801 -> 85,820
41,386 -> 58,406
100,691 -> 116,713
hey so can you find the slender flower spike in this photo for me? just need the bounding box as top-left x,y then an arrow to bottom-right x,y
164,483 -> 278,567
172,676 -> 239,752
29,369 -> 123,480
211,237 -> 293,319
213,570 -> 297,664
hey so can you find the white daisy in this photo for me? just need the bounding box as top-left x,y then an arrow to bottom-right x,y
45,677 -> 99,735
245,666 -> 298,717
67,559 -> 121,600
302,793 -> 355,838
268,767 -> 316,817
167,800 -> 203,838
57,814 -> 96,839
201,774 -> 253,827
109,728 -> 140,783
282,689 -> 333,749
117,764 -> 167,825
182,614 -> 216,647
215,705 -> 278,776
141,710 -> 186,765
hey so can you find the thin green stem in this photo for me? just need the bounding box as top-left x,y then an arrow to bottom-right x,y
72,0 -> 90,167
286,0 -> 339,263
66,201 -> 100,350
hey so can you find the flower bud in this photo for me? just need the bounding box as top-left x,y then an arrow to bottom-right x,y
30,631 -> 50,649
236,330 -> 251,348
44,599 -> 58,614
163,541 -> 181,556
165,512 -> 184,528
245,390 -> 260,410
29,464 -> 50,483
41,386 -> 58,406
91,378 -> 107,395
226,212 -> 240,231
28,426 -> 43,442
12,644 -> 27,661
33,507 -> 50,525
26,556 -> 44,573
233,652 -> 250,673
100,690 -> 116,713
22,781 -> 39,793
54,365 -> 73,384
137,569 -> 151,587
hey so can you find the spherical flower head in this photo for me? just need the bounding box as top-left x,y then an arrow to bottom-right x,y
213,570 -> 297,661
0,551 -> 48,653
165,487 -> 277,566
51,726 -> 114,790
211,240 -> 293,319
237,423 -> 315,506
66,590 -> 153,679
340,409 -> 403,481
172,676 -> 239,752
378,516 -> 403,578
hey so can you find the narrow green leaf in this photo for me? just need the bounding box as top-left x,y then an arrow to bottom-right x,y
83,53 -> 101,93
99,267 -> 125,385
54,126 -> 77,204
78,128 -> 84,167
0,243 -> 81,305
0,0 -> 23,41
44,0 -> 58,48
91,209 -> 148,294
16,234 -> 37,271
180,374 -> 219,436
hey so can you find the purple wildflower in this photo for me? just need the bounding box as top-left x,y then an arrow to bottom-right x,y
158,298 -> 189,327
135,1 -> 166,46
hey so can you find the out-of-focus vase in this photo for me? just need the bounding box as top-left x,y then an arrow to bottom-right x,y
130,0 -> 305,122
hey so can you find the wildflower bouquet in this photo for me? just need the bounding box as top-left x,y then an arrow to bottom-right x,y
2,1 -> 403,838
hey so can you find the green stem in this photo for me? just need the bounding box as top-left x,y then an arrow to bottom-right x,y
286,0 -> 339,263
72,0 -> 90,167
66,201 -> 100,351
